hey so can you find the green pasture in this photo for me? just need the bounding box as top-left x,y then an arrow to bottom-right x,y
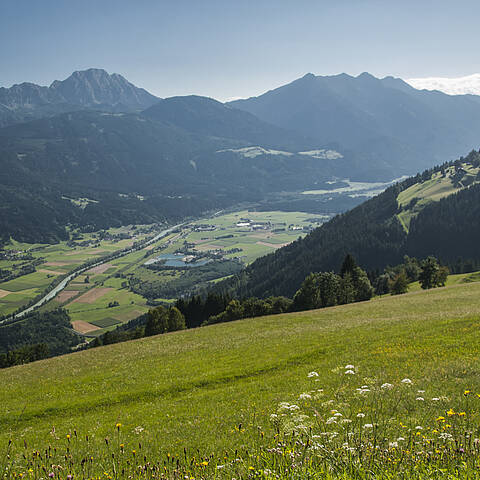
2,280 -> 480,474
397,165 -> 480,231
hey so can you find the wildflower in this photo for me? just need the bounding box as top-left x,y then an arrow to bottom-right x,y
299,393 -> 312,400
345,370 -> 355,375
416,397 -> 425,401
48,474 -> 54,478
458,412 -> 466,417
326,417 -> 337,425
363,424 -> 374,429
401,378 -> 413,385
464,390 -> 471,396
308,371 -> 319,377
397,437 -> 405,442
389,441 -> 398,448
436,416 -> 445,422
270,414 -> 278,420
381,383 -> 394,389
415,426 -> 423,430
447,408 -> 455,416
344,364 -> 355,369
432,397 -> 440,401
201,461 -> 209,466
356,387 -> 370,394
356,413 -> 365,418
417,389 -> 425,393
116,423 -> 122,430
66,434 -> 70,440
134,426 -> 144,434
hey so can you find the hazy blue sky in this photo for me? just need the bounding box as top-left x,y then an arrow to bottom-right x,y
2,0 -> 480,101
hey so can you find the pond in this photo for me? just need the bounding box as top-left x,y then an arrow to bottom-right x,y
144,253 -> 211,268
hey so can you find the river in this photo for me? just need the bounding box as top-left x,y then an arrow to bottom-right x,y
2,223 -> 183,323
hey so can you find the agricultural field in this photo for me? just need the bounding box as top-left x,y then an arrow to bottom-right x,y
119,210 -> 327,304
187,209 -> 326,264
1,280 -> 480,478
0,225 -> 159,318
1,210 -> 325,335
61,210 -> 326,333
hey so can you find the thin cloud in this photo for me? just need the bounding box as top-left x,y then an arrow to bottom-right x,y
406,74 -> 480,96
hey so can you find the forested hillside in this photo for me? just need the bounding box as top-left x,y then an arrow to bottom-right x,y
218,150 -> 480,298
229,72 -> 480,179
0,108 -> 345,243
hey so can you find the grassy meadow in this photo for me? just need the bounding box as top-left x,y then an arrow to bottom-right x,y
2,280 -> 480,477
396,163 -> 480,231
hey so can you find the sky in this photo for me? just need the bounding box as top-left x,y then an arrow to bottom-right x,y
2,0 -> 480,101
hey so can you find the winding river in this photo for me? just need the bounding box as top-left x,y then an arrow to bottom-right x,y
3,223 -> 183,323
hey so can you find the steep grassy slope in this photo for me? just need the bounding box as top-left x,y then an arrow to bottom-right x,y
397,163 -> 480,230
2,280 -> 480,472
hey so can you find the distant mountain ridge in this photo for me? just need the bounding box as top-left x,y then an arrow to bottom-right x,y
0,68 -> 159,127
228,72 -> 480,179
143,95 -> 316,150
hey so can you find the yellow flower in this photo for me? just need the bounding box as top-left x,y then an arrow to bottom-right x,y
464,390 -> 471,396
447,408 -> 455,416
458,412 -> 466,417
249,466 -> 255,471
66,434 -> 71,439
200,461 -> 208,466
436,416 -> 445,422
116,423 -> 122,430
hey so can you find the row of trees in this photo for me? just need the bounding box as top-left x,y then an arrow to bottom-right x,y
292,255 -> 373,310
91,305 -> 186,347
374,255 -> 449,295
0,343 -> 49,369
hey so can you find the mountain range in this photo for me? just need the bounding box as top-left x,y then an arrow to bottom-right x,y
229,72 -> 480,179
2,68 -> 480,244
0,68 -> 158,127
